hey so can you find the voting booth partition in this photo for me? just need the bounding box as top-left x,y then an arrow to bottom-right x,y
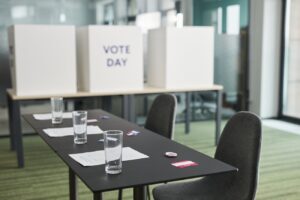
8,25 -> 77,96
76,25 -> 144,92
147,27 -> 215,89
7,25 -> 214,96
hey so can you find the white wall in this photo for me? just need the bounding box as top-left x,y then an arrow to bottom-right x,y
249,0 -> 282,118
261,0 -> 282,118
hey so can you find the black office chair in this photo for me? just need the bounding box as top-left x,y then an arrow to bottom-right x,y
153,111 -> 262,200
118,94 -> 177,200
144,94 -> 177,139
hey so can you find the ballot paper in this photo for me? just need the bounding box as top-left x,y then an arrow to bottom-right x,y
69,147 -> 149,166
33,112 -> 73,120
43,126 -> 103,137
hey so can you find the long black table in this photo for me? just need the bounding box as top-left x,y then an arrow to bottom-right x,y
7,85 -> 223,168
23,109 -> 235,200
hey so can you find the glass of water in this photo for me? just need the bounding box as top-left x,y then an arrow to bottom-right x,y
51,97 -> 64,124
104,130 -> 123,174
72,110 -> 88,144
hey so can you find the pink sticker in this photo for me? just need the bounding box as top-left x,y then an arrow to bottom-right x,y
171,160 -> 198,168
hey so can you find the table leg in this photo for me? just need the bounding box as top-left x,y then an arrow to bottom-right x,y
74,99 -> 83,110
102,96 -> 112,112
128,95 -> 135,123
143,95 -> 148,115
7,93 -> 15,151
11,100 -> 24,168
133,185 -> 147,200
69,168 -> 77,200
122,95 -> 129,120
93,192 -> 103,200
118,189 -> 123,200
215,90 -> 223,145
123,95 -> 135,122
185,92 -> 191,134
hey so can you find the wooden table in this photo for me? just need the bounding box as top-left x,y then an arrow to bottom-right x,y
6,84 -> 223,168
23,109 -> 235,200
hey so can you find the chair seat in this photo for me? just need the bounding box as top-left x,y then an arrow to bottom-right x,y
153,174 -> 235,200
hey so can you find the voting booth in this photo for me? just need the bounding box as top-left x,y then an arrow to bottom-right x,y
8,25 -> 77,96
147,27 -> 214,88
76,25 -> 143,92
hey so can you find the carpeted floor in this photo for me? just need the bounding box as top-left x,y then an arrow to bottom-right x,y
0,121 -> 300,200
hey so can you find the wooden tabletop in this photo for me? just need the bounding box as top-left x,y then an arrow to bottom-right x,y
7,84 -> 223,100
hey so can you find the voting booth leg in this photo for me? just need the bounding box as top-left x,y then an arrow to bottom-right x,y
133,185 -> 147,200
93,192 -> 103,200
185,92 -> 191,134
69,168 -> 78,200
215,90 -> 223,146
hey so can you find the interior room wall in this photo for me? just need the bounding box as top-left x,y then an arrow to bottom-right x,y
181,0 -> 193,25
248,0 -> 263,116
249,0 -> 282,118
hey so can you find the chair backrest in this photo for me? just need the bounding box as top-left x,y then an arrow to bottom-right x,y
214,111 -> 261,200
144,94 -> 177,139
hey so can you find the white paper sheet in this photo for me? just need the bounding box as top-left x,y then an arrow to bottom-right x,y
43,126 -> 103,137
87,119 -> 98,123
69,147 -> 149,166
33,112 -> 73,120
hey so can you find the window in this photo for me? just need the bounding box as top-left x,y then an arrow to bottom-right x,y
226,5 -> 240,35
281,0 -> 300,120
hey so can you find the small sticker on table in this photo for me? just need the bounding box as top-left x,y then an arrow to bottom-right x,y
171,160 -> 198,168
100,115 -> 110,119
87,119 -> 97,123
127,130 -> 140,136
165,152 -> 178,158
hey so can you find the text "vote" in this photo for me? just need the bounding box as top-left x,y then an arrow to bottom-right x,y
103,45 -> 130,67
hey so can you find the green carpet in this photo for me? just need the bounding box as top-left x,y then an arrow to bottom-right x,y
0,121 -> 300,200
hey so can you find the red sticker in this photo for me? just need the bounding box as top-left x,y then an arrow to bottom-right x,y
171,160 -> 198,168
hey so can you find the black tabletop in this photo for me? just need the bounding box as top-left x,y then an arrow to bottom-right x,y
23,109 -> 237,193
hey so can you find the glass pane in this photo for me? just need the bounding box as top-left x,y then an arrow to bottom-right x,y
193,0 -> 249,114
0,0 -> 99,105
0,0 -> 104,135
226,5 -> 240,35
283,0 -> 300,118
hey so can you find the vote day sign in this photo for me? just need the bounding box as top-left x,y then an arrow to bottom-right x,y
77,25 -> 143,92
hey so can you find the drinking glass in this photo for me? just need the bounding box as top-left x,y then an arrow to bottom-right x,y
51,97 -> 63,124
104,130 -> 123,174
72,110 -> 88,144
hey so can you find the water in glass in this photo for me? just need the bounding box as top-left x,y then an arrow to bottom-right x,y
104,130 -> 123,174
